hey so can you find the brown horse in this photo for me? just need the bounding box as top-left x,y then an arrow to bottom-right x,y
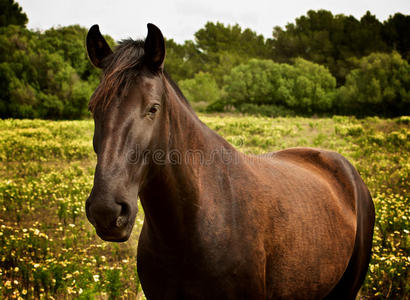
85,24 -> 375,299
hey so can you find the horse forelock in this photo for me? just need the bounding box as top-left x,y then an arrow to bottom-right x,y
89,39 -> 145,113
89,38 -> 194,115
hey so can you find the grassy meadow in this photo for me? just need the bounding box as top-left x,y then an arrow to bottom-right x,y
0,115 -> 409,299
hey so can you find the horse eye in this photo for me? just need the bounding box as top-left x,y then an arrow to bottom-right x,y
148,104 -> 159,115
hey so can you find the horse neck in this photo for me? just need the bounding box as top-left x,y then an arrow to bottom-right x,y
138,77 -> 237,244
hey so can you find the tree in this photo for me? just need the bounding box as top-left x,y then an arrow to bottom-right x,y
195,22 -> 269,58
382,13 -> 410,61
337,52 -> 410,116
0,25 -> 96,119
269,10 -> 388,85
38,25 -> 111,85
194,22 -> 271,83
0,0 -> 28,27
165,39 -> 204,82
165,22 -> 271,85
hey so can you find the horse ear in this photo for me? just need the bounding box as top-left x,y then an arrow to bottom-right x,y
86,24 -> 113,68
144,23 -> 165,70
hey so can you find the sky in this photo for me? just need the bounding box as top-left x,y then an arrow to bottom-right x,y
18,0 -> 410,43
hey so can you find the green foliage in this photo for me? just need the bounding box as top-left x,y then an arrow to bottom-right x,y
0,0 -> 28,27
168,14 -> 410,117
195,22 -> 270,59
165,39 -> 203,82
280,58 -> 337,113
0,25 -> 98,119
178,72 -> 222,111
222,59 -> 278,106
194,22 -> 270,84
270,10 -> 390,84
337,52 -> 410,116
0,5 -> 409,119
39,25 -> 107,84
105,268 -> 123,299
205,51 -> 249,87
382,13 -> 410,61
222,58 -> 336,114
165,22 -> 271,84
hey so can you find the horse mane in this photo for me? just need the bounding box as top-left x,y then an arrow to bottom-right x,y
163,71 -> 192,109
89,38 -> 192,113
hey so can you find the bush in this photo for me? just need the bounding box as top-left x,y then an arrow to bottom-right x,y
221,58 -> 337,114
178,72 -> 222,111
337,52 -> 410,116
286,58 -> 337,113
222,59 -> 279,107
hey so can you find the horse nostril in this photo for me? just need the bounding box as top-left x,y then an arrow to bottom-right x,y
116,215 -> 127,228
115,203 -> 129,228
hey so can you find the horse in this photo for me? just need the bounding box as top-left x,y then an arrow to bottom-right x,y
85,24 -> 375,299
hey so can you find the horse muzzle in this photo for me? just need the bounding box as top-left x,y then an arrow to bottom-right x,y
85,194 -> 137,242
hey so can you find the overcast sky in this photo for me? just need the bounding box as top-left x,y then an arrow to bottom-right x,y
18,0 -> 410,43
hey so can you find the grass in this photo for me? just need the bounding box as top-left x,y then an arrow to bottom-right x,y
0,115 -> 408,299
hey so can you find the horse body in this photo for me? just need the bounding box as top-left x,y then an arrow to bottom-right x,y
85,24 -> 375,299
136,127 -> 370,299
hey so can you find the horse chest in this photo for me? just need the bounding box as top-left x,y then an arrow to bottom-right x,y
137,218 -> 267,299
137,244 -> 266,300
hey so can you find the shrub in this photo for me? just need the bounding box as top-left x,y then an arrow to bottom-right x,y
337,52 -> 410,116
221,58 -> 337,114
178,72 -> 222,111
285,58 -> 337,113
222,59 -> 279,107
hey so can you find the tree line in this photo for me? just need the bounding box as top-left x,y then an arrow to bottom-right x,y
0,0 -> 409,119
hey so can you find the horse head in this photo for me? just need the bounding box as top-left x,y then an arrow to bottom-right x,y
85,24 -> 167,242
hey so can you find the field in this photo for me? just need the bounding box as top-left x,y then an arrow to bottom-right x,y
0,115 -> 409,299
